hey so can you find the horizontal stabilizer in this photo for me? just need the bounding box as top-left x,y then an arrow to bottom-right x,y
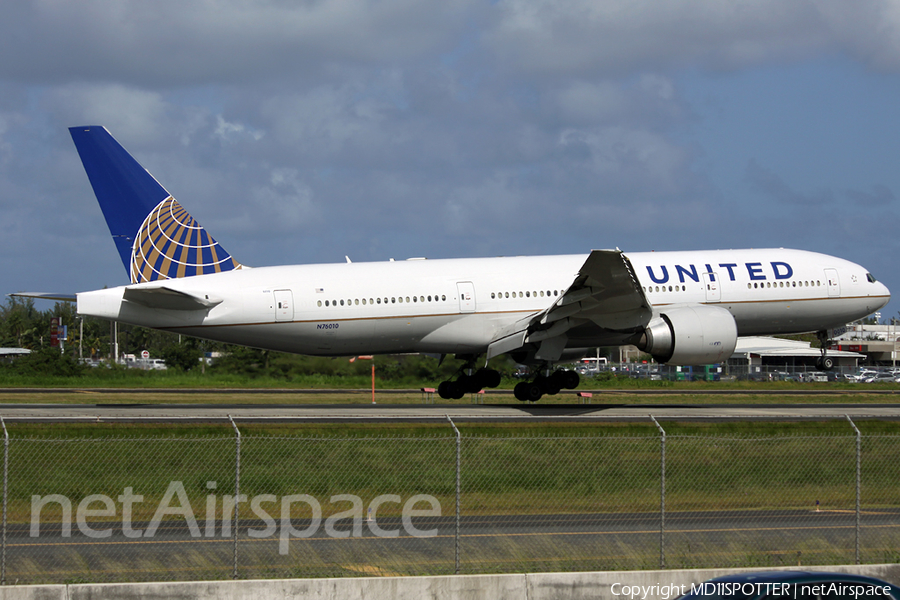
123,286 -> 222,311
8,292 -> 77,302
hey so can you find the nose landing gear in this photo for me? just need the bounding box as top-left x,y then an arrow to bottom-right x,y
815,330 -> 835,371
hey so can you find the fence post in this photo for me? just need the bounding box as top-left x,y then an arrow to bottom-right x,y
229,415 -> 241,579
650,415 -> 666,569
846,415 -> 861,565
1,417 -> 7,586
446,416 -> 461,574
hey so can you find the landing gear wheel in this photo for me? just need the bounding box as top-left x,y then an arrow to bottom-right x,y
816,356 -> 834,371
524,382 -> 543,402
514,382 -> 529,402
475,368 -> 502,389
448,381 -> 466,400
456,373 -> 476,393
536,374 -> 561,396
558,370 -> 580,390
438,381 -> 453,400
815,330 -> 835,371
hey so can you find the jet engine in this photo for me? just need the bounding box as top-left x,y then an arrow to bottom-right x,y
637,305 -> 738,365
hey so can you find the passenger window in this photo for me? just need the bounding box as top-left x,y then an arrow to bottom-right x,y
317,301 -> 322,307
442,295 -> 446,301
340,300 -> 345,306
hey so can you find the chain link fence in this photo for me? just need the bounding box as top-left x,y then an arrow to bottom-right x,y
1,418 -> 898,584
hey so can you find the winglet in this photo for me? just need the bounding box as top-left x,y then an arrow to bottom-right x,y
69,126 -> 241,284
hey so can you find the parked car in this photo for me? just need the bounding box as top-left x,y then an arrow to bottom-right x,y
865,372 -> 899,384
855,369 -> 879,382
677,570 -> 900,600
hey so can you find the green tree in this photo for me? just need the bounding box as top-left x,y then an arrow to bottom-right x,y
159,340 -> 204,372
12,347 -> 84,377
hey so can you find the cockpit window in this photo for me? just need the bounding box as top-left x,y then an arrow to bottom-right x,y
867,273 -> 877,283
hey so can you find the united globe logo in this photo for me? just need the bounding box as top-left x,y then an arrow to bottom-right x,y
129,197 -> 240,283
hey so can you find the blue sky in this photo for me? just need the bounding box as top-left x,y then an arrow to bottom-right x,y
1,0 -> 899,323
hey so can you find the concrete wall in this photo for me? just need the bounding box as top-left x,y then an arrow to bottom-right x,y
3,565 -> 899,600
527,564 -> 900,600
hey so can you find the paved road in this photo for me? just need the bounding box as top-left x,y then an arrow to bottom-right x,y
3,387 -> 900,394
10,508 -> 897,583
0,402 -> 900,421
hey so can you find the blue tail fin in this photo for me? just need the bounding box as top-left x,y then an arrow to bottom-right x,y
69,126 -> 241,284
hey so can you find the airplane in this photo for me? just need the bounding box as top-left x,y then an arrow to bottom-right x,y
12,126 -> 892,401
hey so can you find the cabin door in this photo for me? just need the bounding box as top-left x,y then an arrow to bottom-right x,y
825,269 -> 841,298
457,282 -> 476,313
703,272 -> 720,302
274,289 -> 294,321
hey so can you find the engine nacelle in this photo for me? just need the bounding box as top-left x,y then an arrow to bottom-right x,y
638,305 -> 738,365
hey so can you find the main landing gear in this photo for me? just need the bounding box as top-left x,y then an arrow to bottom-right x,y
513,369 -> 580,402
815,330 -> 835,371
438,365 -> 502,400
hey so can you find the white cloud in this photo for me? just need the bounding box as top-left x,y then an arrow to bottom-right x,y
490,0 -> 900,75
46,84 -> 171,143
0,0 -> 482,85
214,115 -> 264,143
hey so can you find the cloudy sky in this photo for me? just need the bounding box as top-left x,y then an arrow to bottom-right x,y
2,0 -> 899,323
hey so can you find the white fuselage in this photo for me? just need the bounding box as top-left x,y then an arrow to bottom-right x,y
76,248 -> 890,358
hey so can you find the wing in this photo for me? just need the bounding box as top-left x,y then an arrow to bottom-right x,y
487,249 -> 652,362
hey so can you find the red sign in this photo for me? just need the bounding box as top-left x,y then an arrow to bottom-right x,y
50,317 -> 60,348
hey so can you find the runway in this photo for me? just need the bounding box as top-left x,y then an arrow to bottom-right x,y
1,402 -> 900,421
13,507 -> 897,583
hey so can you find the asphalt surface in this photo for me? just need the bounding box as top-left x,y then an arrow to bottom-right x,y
11,508 -> 898,583
0,402 -> 900,422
